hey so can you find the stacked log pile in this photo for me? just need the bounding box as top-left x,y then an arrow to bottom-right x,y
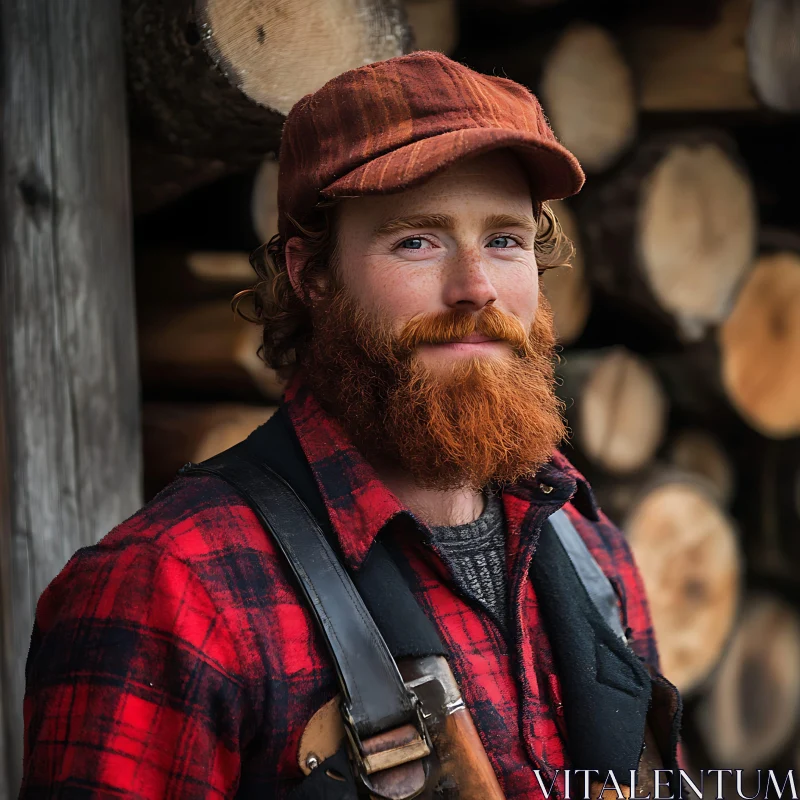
128,0 -> 800,782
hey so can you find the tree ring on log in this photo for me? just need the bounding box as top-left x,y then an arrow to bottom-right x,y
559,347 -> 668,475
719,250 -> 800,438
541,23 -> 637,173
581,131 -> 757,343
624,479 -> 741,694
198,0 -> 412,115
638,140 -> 757,332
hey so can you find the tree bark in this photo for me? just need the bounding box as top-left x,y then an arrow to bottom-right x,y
123,0 -> 412,212
0,1 -> 140,793
650,338 -> 742,430
556,347 -> 668,475
744,439 -> 800,583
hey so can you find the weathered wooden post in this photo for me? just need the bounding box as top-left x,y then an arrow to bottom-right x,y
0,2 -> 141,795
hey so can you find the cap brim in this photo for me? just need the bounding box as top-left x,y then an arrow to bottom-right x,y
320,127 -> 585,204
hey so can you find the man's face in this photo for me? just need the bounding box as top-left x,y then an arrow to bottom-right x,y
332,149 -> 541,372
290,149 -> 566,490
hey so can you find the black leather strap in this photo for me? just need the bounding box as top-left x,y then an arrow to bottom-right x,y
241,409 -> 446,663
180,447 -> 416,739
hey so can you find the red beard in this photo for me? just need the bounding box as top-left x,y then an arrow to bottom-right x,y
301,287 -> 567,491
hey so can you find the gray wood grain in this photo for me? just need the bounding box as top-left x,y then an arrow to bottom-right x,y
0,2 -> 142,795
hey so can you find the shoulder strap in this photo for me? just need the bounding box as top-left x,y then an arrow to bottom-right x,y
547,508 -> 627,642
240,409 -> 445,662
180,445 -> 416,740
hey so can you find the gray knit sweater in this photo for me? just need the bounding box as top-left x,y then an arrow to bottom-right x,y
428,492 -> 508,627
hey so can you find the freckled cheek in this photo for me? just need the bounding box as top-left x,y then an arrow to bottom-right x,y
350,261 -> 435,324
496,271 -> 540,327
376,262 -> 445,315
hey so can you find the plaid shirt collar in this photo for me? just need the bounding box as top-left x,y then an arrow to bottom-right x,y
282,372 -> 601,571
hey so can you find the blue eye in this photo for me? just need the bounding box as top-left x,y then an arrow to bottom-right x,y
489,236 -> 517,248
399,237 -> 425,249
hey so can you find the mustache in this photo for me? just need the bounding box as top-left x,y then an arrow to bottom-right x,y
397,304 -> 529,352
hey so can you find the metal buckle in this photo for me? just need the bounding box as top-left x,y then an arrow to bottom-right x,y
341,698 -> 433,799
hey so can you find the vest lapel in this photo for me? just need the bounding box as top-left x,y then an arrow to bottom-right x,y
530,518 -> 652,776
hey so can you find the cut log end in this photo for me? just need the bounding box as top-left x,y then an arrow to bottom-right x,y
639,140 -> 757,331
625,480 -> 741,694
541,200 -> 590,345
541,23 -> 636,172
199,0 -> 411,115
696,594 -> 800,769
571,348 -> 668,475
581,132 -> 757,344
747,0 -> 800,112
125,0 -> 412,211
719,250 -> 800,438
405,0 -> 458,55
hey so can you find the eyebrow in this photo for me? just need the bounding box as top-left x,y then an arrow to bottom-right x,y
372,212 -> 538,238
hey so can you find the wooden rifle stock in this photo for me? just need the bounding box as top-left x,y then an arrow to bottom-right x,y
399,656 -> 505,799
434,702 -> 506,799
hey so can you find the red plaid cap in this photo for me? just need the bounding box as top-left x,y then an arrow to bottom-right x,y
277,50 -> 585,241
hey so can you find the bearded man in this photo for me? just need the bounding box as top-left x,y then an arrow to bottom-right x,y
20,52 -> 682,799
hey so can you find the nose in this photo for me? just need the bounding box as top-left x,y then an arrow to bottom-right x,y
441,248 -> 498,311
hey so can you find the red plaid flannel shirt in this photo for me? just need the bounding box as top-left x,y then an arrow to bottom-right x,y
21,375 -> 663,798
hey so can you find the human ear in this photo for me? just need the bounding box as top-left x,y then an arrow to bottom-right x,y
284,236 -> 308,301
285,236 -> 330,302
